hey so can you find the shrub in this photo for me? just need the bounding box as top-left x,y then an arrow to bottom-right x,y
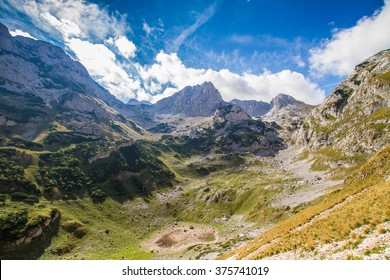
0,209 -> 28,240
10,192 -> 39,204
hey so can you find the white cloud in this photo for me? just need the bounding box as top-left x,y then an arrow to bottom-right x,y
67,38 -> 141,101
114,36 -> 137,58
143,21 -> 153,36
2,0 -> 143,101
169,0 -> 221,52
9,29 -> 36,39
293,55 -> 306,68
141,51 -> 325,105
6,0 -> 128,41
42,12 -> 82,39
3,0 -> 325,106
309,0 -> 390,77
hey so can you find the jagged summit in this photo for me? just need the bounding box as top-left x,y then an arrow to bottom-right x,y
153,81 -> 224,117
230,99 -> 271,117
270,93 -> 302,111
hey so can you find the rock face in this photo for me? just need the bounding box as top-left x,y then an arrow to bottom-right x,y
0,210 -> 61,260
269,93 -> 301,111
153,82 -> 224,117
0,23 -> 139,140
211,104 -> 286,156
262,94 -> 314,139
297,49 -> 390,156
230,99 -> 271,117
213,103 -> 251,123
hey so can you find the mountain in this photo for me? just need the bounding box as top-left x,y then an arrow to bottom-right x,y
262,93 -> 314,138
269,93 -> 301,111
230,99 -> 271,117
211,103 -> 286,155
2,20 -> 389,261
0,23 -> 141,140
127,99 -> 152,106
297,49 -> 390,160
219,51 -> 390,261
153,81 -> 224,117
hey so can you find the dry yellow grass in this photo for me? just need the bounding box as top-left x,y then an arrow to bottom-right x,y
219,145 -> 390,260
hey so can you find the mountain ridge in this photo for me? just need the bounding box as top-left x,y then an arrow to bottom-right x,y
1,21 -> 389,261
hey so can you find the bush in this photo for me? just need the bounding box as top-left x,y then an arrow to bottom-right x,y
0,210 -> 28,240
90,187 -> 106,202
62,221 -> 83,233
10,192 -> 39,204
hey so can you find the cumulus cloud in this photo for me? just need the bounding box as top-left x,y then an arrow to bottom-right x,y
113,36 -> 137,58
5,0 -> 128,40
67,38 -> 142,101
9,29 -> 36,39
140,51 -> 325,105
309,0 -> 390,77
2,0 -> 325,105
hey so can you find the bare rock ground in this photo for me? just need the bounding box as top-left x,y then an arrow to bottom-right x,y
269,146 -> 343,208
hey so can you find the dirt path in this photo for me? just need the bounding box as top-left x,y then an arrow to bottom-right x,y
144,223 -> 219,253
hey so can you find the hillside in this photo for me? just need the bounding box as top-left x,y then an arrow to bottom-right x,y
0,21 -> 389,261
296,50 -> 390,173
221,145 -> 390,260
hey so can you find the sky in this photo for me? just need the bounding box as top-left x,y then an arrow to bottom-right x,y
0,0 -> 389,105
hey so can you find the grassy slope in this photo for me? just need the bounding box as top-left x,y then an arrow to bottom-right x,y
1,119 -> 388,260
220,145 -> 390,259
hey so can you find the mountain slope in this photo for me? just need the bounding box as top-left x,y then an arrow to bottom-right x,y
0,23 -> 141,141
221,144 -> 390,260
218,50 -> 390,260
297,49 -> 390,166
262,94 -> 314,139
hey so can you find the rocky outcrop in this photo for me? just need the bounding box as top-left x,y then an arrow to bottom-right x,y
213,103 -> 251,123
230,99 -> 271,117
262,94 -> 314,139
296,49 -> 390,156
153,82 -> 225,117
212,104 -> 286,156
0,210 -> 61,260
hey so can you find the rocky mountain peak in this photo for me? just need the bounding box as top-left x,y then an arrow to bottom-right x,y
270,93 -> 301,111
153,81 -> 224,117
230,99 -> 271,117
0,23 -> 11,37
0,23 -> 122,108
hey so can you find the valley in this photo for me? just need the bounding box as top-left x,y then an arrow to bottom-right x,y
0,22 -> 389,260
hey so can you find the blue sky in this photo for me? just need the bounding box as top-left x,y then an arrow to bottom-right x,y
0,0 -> 389,104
